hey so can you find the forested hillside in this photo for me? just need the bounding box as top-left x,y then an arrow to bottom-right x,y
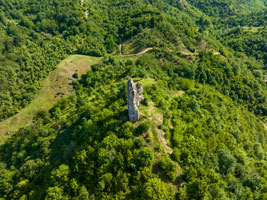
186,0 -> 266,18
0,0 -> 266,199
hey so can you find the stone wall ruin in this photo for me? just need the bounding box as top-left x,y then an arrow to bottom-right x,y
127,79 -> 144,122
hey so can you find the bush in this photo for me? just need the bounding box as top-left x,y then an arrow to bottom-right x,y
34,110 -> 51,124
171,148 -> 181,162
218,149 -> 237,175
134,137 -> 146,148
135,120 -> 151,135
119,122 -> 135,138
178,78 -> 194,91
159,155 -> 177,182
141,178 -> 175,200
135,147 -> 154,168
72,72 -> 78,79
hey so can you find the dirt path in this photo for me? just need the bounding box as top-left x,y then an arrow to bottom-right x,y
0,55 -> 100,143
263,123 -> 267,130
119,44 -> 122,55
146,102 -> 173,154
119,47 -> 153,58
136,47 -> 153,55
180,51 -> 220,56
123,47 -> 217,57
157,129 -> 173,154
153,90 -> 185,154
81,0 -> 88,18
145,90 -> 185,154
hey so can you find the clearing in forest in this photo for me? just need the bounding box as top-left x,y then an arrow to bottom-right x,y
0,55 -> 101,143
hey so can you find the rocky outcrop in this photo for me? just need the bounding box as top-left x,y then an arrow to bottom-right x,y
127,79 -> 144,123
136,82 -> 144,106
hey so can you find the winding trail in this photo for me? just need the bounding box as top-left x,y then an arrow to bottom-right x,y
119,47 -> 153,58
179,50 -> 220,56
136,47 -> 153,55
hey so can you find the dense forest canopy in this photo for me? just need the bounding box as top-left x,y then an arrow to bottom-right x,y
0,0 -> 266,199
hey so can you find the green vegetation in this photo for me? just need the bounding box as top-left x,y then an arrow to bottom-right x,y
0,55 -> 100,144
0,0 -> 266,199
1,54 -> 266,199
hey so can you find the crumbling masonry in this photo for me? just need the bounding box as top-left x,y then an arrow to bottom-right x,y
127,79 -> 144,123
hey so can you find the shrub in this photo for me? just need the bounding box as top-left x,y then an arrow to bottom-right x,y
135,120 -> 151,135
218,149 -> 237,175
134,137 -> 146,148
159,155 -> 177,182
72,72 -> 78,79
178,78 -> 194,91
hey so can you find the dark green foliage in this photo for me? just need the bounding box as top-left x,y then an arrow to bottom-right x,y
72,73 -> 79,79
0,167 -> 15,197
218,149 -> 237,175
134,137 -> 146,148
186,0 -> 265,18
135,120 -> 151,135
159,155 -> 177,182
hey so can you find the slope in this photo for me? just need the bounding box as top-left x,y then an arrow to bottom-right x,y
0,55 -> 100,144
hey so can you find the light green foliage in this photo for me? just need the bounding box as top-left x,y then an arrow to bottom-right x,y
0,168 -> 15,197
45,186 -> 69,200
141,178 -> 174,200
51,164 -> 70,185
135,120 -> 151,135
135,148 -> 155,169
76,186 -> 90,200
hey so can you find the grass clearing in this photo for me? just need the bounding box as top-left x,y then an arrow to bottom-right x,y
0,55 -> 101,144
243,26 -> 263,33
132,77 -> 156,86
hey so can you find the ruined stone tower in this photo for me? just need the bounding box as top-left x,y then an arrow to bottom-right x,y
127,79 -> 144,123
